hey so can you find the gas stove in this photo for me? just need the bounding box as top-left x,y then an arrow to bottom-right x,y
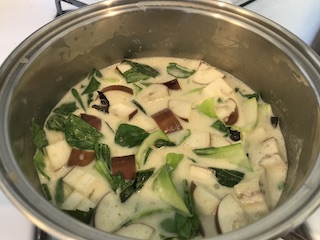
0,0 -> 319,239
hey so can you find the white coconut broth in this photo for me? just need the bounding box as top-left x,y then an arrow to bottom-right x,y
33,57 -> 288,239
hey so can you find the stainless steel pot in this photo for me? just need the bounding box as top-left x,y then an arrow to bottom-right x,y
0,1 -> 319,239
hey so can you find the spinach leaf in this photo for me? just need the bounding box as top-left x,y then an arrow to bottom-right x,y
33,150 -> 50,181
167,63 -> 196,78
31,122 -> 48,149
54,178 -> 64,206
65,114 -> 103,150
122,60 -> 159,83
46,114 -> 66,131
210,167 -> 245,187
53,102 -> 78,116
41,184 -> 52,201
114,123 -> 150,148
72,88 -> 86,111
235,88 -> 260,101
63,208 -> 94,224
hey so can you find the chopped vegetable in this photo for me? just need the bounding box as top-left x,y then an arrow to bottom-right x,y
63,208 -> 95,224
136,130 -> 171,167
72,88 -> 86,111
193,143 -> 252,170
152,108 -> 183,134
31,122 -> 48,149
46,114 -> 66,131
67,148 -> 96,167
198,97 -> 217,118
65,114 -> 103,150
166,153 -> 184,171
54,178 -> 64,206
114,123 -> 150,148
41,184 -> 52,201
167,63 -> 196,78
119,60 -> 159,83
210,168 -> 245,187
111,155 -> 136,180
33,149 -> 50,181
162,79 -> 181,90
152,165 -> 191,216
82,69 -> 101,95
80,114 -> 102,130
53,102 -> 78,116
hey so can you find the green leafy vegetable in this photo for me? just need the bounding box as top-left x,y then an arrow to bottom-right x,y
33,150 -> 50,181
65,114 -> 103,150
211,120 -> 229,135
210,168 -> 245,187
131,99 -> 146,114
152,165 -> 191,216
119,168 -> 154,202
122,60 -> 159,83
63,208 -> 94,224
41,184 -> 52,201
94,159 -> 122,191
53,102 -> 78,116
136,130 -> 171,167
114,123 -> 150,148
174,180 -> 200,239
82,68 -> 102,95
72,88 -> 86,111
166,153 -> 184,171
198,97 -> 217,118
167,63 -> 196,78
54,178 -> 64,206
31,122 -> 48,149
235,88 -> 260,101
95,143 -> 111,169
193,143 -> 252,170
45,114 -> 66,131
154,139 -> 176,148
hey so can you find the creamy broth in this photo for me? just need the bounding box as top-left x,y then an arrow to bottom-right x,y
33,57 -> 288,239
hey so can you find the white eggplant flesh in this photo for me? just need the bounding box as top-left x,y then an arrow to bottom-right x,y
114,223 -> 155,239
216,194 -> 249,233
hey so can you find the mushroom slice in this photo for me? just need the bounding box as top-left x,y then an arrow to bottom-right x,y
152,108 -> 183,133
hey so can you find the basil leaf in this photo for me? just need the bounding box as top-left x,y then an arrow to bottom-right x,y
54,178 -> 64,206
46,114 -> 66,131
53,102 -> 78,116
115,123 -> 150,148
31,122 -> 48,149
33,149 -> 50,181
123,60 -> 159,78
65,114 -> 103,150
211,168 -> 245,187
72,88 -> 86,111
63,208 -> 95,224
167,63 -> 196,78
82,77 -> 100,95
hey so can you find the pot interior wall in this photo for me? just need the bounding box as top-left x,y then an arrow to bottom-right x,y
5,2 -> 320,236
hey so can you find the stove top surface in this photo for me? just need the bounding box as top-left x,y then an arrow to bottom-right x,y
0,0 -> 319,239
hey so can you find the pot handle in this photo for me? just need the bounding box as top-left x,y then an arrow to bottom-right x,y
55,0 -> 88,17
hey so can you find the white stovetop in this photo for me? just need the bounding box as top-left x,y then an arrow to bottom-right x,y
0,0 -> 319,240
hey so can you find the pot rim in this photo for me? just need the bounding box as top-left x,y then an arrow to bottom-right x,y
0,1 -> 320,239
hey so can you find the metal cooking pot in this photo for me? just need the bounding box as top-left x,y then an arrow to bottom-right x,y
0,1 -> 319,239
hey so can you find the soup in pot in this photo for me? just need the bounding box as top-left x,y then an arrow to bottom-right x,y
32,57 -> 288,239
